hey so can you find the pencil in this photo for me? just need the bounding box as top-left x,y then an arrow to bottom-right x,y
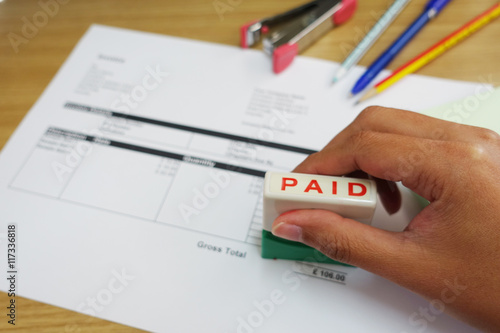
332,0 -> 411,84
350,0 -> 453,96
358,3 -> 500,103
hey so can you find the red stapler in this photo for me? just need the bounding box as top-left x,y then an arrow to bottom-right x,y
240,0 -> 357,73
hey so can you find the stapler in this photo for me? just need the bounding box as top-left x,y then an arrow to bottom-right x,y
240,0 -> 357,73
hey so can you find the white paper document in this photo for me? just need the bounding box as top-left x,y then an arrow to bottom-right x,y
0,25 -> 487,332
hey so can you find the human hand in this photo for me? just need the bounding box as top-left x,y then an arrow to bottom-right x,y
271,106 -> 500,332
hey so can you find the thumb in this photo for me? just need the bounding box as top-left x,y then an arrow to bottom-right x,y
272,209 -> 422,278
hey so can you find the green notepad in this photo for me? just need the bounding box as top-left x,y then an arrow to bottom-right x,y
420,87 -> 500,134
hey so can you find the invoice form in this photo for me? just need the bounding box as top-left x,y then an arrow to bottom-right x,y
0,25 -> 485,332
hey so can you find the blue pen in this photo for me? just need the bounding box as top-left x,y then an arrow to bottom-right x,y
351,0 -> 453,96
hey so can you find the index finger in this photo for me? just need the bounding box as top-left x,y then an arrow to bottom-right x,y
294,129 -> 461,202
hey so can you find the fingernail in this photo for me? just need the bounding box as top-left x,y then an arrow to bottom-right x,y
272,222 -> 302,242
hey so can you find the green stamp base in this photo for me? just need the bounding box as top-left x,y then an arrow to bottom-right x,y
261,230 -> 352,267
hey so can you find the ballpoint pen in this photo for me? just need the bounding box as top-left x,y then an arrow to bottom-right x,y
358,3 -> 500,103
350,0 -> 453,96
332,0 -> 411,84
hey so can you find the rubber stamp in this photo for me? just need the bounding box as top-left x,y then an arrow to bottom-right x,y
262,171 -> 377,265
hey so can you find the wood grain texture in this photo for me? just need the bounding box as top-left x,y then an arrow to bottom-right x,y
0,0 -> 499,331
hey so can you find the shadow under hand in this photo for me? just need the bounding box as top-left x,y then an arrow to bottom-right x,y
347,171 -> 402,215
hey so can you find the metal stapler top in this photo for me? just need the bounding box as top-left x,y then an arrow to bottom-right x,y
240,0 -> 357,73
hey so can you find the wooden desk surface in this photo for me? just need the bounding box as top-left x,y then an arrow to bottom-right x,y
0,0 -> 499,331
